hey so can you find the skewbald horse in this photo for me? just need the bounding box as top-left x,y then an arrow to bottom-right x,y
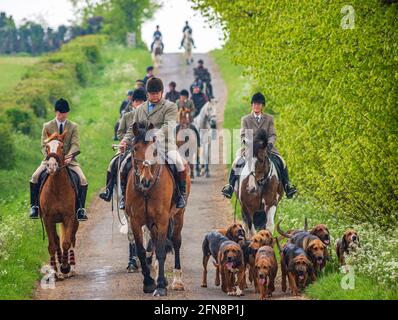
125,122 -> 191,297
40,131 -> 79,279
237,129 -> 283,237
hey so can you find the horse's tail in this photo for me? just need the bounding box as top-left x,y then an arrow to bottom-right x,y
276,220 -> 292,239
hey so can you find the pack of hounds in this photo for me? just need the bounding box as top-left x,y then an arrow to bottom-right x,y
201,221 -> 360,300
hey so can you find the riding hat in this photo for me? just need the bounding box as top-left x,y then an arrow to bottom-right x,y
54,98 -> 70,113
251,92 -> 266,105
146,77 -> 164,93
180,89 -> 189,97
198,59 -> 204,64
132,88 -> 147,102
169,81 -> 177,88
127,90 -> 134,96
146,66 -> 154,72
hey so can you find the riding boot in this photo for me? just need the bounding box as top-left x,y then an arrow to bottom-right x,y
99,171 -> 114,202
119,159 -> 131,210
76,185 -> 88,221
127,242 -> 139,272
29,182 -> 39,219
221,168 -> 237,199
207,82 -> 214,99
176,170 -> 187,209
281,166 -> 297,199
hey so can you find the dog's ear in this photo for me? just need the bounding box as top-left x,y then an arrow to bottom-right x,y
226,226 -> 233,240
287,259 -> 296,273
342,233 -> 349,251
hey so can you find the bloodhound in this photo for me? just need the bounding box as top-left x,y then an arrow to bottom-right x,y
254,245 -> 278,300
336,229 -> 360,265
279,243 -> 314,296
217,240 -> 245,296
217,223 -> 246,245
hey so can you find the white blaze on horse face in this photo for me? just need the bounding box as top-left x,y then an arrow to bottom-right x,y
46,140 -> 60,175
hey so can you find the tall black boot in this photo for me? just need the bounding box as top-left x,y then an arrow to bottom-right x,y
176,170 -> 187,209
119,178 -> 126,210
76,185 -> 88,221
29,182 -> 39,219
127,243 -> 139,272
99,171 -> 114,202
281,166 -> 297,199
221,168 -> 237,199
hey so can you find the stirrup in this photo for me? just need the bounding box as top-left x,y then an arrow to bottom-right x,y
176,195 -> 186,209
76,208 -> 88,221
119,197 -> 125,210
99,188 -> 112,202
221,185 -> 233,199
285,185 -> 297,199
29,206 -> 39,219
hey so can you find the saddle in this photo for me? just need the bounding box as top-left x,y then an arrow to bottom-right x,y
38,168 -> 80,208
268,153 -> 284,183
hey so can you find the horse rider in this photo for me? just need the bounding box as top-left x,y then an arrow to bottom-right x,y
180,30 -> 195,50
177,89 -> 196,117
143,66 -> 154,87
165,81 -> 181,103
119,77 -> 188,209
29,98 -> 88,221
183,21 -> 192,35
194,59 -> 214,99
99,88 -> 147,204
114,90 -> 134,141
221,92 -> 297,199
151,25 -> 164,52
191,83 -> 208,117
135,79 -> 145,91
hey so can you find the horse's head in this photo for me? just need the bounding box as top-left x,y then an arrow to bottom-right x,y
206,100 -> 217,129
44,130 -> 67,175
132,121 -> 157,190
178,107 -> 192,127
253,129 -> 270,184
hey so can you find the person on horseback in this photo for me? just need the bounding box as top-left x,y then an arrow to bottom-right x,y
221,92 -> 297,199
182,21 -> 192,35
165,81 -> 181,103
120,77 -> 188,209
177,89 -> 196,117
29,98 -> 89,221
151,25 -> 164,53
191,83 -> 208,117
114,90 -> 134,141
143,66 -> 154,87
99,88 -> 147,203
180,30 -> 195,51
194,59 -> 214,99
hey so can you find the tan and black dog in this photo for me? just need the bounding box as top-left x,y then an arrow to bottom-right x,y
336,229 -> 360,265
218,240 -> 246,296
217,223 -> 246,245
277,220 -> 327,275
278,242 -> 314,296
254,246 -> 278,300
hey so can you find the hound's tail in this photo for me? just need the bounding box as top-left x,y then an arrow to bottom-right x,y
276,220 -> 292,239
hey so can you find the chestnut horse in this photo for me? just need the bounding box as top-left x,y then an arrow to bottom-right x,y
236,129 -> 283,237
176,107 -> 200,179
125,122 -> 191,297
40,131 -> 79,279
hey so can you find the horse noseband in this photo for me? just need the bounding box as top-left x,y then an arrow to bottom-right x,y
46,152 -> 62,166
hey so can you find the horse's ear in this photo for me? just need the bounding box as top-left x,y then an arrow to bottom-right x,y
133,122 -> 139,137
59,130 -> 68,142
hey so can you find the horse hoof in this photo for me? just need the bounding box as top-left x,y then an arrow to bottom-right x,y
201,283 -> 207,288
143,278 -> 156,293
153,288 -> 167,297
56,272 -> 65,281
171,281 -> 185,291
60,264 -> 71,275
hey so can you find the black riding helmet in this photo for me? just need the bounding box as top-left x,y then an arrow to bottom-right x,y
146,77 -> 164,93
132,88 -> 147,102
251,92 -> 266,105
180,89 -> 189,97
55,98 -> 70,113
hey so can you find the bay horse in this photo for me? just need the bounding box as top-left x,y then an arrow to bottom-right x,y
40,131 -> 79,279
176,107 -> 200,179
152,39 -> 163,68
125,122 -> 191,297
193,100 -> 217,177
236,129 -> 283,237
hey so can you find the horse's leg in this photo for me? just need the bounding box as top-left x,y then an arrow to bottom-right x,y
133,222 -> 156,293
153,223 -> 168,297
266,205 -> 277,234
69,220 -> 79,276
43,219 -> 61,279
171,210 -> 184,291
55,233 -> 62,266
60,220 -> 73,275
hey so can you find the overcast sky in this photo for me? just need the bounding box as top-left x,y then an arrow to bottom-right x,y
0,0 -> 224,53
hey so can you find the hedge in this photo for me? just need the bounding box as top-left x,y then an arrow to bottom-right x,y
193,0 -> 398,226
0,35 -> 106,168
